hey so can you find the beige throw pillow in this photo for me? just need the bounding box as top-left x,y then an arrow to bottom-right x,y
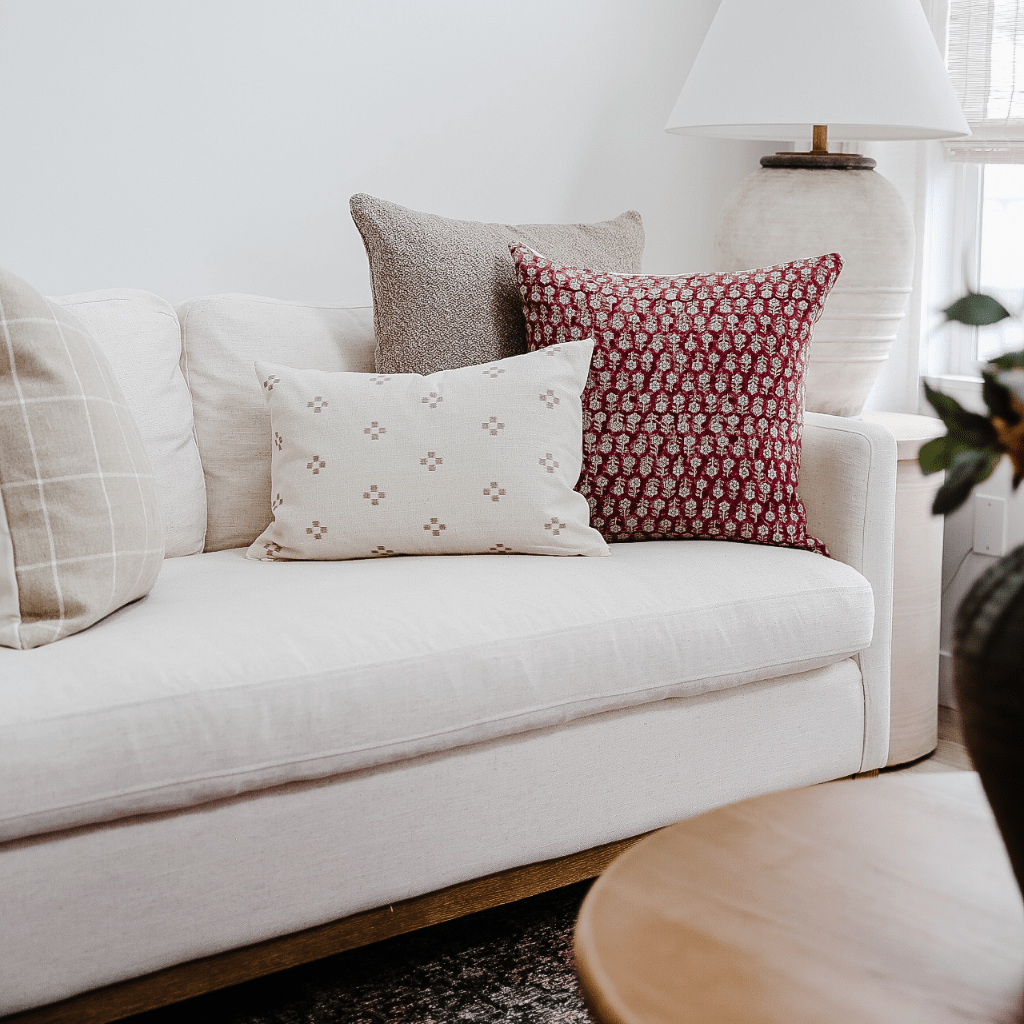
349,194 -> 644,375
0,268 -> 164,649
247,340 -> 607,561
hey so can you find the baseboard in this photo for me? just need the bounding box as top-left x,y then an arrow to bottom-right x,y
1,832 -> 653,1024
939,650 -> 957,709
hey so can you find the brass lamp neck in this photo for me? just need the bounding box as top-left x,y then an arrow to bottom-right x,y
760,124 -> 875,170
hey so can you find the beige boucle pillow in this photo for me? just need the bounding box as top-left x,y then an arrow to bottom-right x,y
0,268 -> 163,648
247,340 -> 607,561
349,194 -> 644,375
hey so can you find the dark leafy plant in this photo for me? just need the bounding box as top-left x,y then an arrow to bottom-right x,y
954,543 -> 1024,899
920,293 -> 1024,513
932,292 -> 1024,907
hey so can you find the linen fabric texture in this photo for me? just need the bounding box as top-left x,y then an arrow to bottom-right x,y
0,268 -> 163,649
512,246 -> 842,552
247,340 -> 607,561
0,660 -> 871,1015
0,539 -> 872,841
51,289 -> 206,558
176,295 -> 376,552
349,193 -> 645,375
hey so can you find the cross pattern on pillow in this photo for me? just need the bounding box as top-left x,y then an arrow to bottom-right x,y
247,341 -> 608,562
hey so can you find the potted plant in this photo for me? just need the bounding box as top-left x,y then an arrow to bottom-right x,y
921,290 -> 1024,898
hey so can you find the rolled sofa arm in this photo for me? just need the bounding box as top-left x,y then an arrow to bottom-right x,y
800,412 -> 898,772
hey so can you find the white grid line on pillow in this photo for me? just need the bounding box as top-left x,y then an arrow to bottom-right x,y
0,394 -> 130,409
15,547 -> 166,574
2,472 -> 157,489
53,315 -> 123,610
76,313 -> 158,602
0,315 -> 91,336
0,294 -> 66,641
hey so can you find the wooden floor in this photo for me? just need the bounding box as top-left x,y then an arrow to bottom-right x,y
889,705 -> 973,775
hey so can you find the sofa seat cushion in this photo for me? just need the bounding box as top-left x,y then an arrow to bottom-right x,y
0,541 -> 873,842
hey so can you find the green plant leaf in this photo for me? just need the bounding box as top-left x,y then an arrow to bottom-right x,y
990,350 -> 1024,370
943,293 -> 1012,326
922,382 -> 998,446
918,430 -> 999,475
919,435 -> 955,474
982,370 -> 1020,424
932,447 -> 1002,515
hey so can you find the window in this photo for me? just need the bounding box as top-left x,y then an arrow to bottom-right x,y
927,0 -> 1024,381
946,0 -> 1024,163
978,164 -> 1024,363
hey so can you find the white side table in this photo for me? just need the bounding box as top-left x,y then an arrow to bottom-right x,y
862,411 -> 946,766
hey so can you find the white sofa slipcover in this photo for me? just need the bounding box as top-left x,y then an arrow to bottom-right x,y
0,292 -> 897,1020
0,541 -> 873,843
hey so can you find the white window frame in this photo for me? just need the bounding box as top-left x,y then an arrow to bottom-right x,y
918,0 -> 991,405
921,158 -> 983,382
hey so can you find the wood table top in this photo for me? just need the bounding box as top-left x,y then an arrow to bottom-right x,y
575,773 -> 1024,1024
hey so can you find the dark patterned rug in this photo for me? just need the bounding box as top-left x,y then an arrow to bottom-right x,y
127,881 -> 596,1023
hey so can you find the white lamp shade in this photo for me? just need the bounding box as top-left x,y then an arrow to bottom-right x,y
666,0 -> 970,142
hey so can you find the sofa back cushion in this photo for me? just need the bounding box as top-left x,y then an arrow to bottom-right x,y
51,289 -> 206,558
177,295 -> 375,552
0,268 -> 164,648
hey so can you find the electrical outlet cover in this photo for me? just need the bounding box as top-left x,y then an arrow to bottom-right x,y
974,495 -> 1008,556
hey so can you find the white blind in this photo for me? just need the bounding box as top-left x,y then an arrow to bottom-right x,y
946,0 -> 1024,161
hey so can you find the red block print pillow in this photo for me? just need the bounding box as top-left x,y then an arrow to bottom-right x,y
511,245 -> 842,553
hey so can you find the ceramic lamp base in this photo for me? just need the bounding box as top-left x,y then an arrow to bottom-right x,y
714,165 -> 915,417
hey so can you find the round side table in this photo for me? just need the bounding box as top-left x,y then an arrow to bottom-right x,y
575,774 -> 1024,1024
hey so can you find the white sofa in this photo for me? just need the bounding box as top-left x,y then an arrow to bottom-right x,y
0,290 -> 897,1022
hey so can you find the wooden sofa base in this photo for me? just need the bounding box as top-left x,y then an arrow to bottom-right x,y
3,832 -> 651,1024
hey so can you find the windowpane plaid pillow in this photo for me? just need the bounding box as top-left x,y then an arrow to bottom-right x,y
0,268 -> 163,648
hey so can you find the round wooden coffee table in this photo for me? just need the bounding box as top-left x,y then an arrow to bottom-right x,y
575,773 -> 1024,1023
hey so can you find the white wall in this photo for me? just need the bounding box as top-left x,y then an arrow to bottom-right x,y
0,0 -> 763,305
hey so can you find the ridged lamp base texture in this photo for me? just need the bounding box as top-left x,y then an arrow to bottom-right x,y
714,166 -> 915,418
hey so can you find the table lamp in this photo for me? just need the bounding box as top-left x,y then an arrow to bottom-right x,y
666,0 -> 970,416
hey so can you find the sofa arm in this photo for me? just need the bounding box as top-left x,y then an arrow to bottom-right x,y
800,412 -> 897,772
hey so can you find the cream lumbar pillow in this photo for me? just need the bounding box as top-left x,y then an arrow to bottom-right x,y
0,268 -> 164,649
246,339 -> 608,561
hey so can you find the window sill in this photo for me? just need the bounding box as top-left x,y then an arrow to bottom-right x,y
922,374 -> 985,415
